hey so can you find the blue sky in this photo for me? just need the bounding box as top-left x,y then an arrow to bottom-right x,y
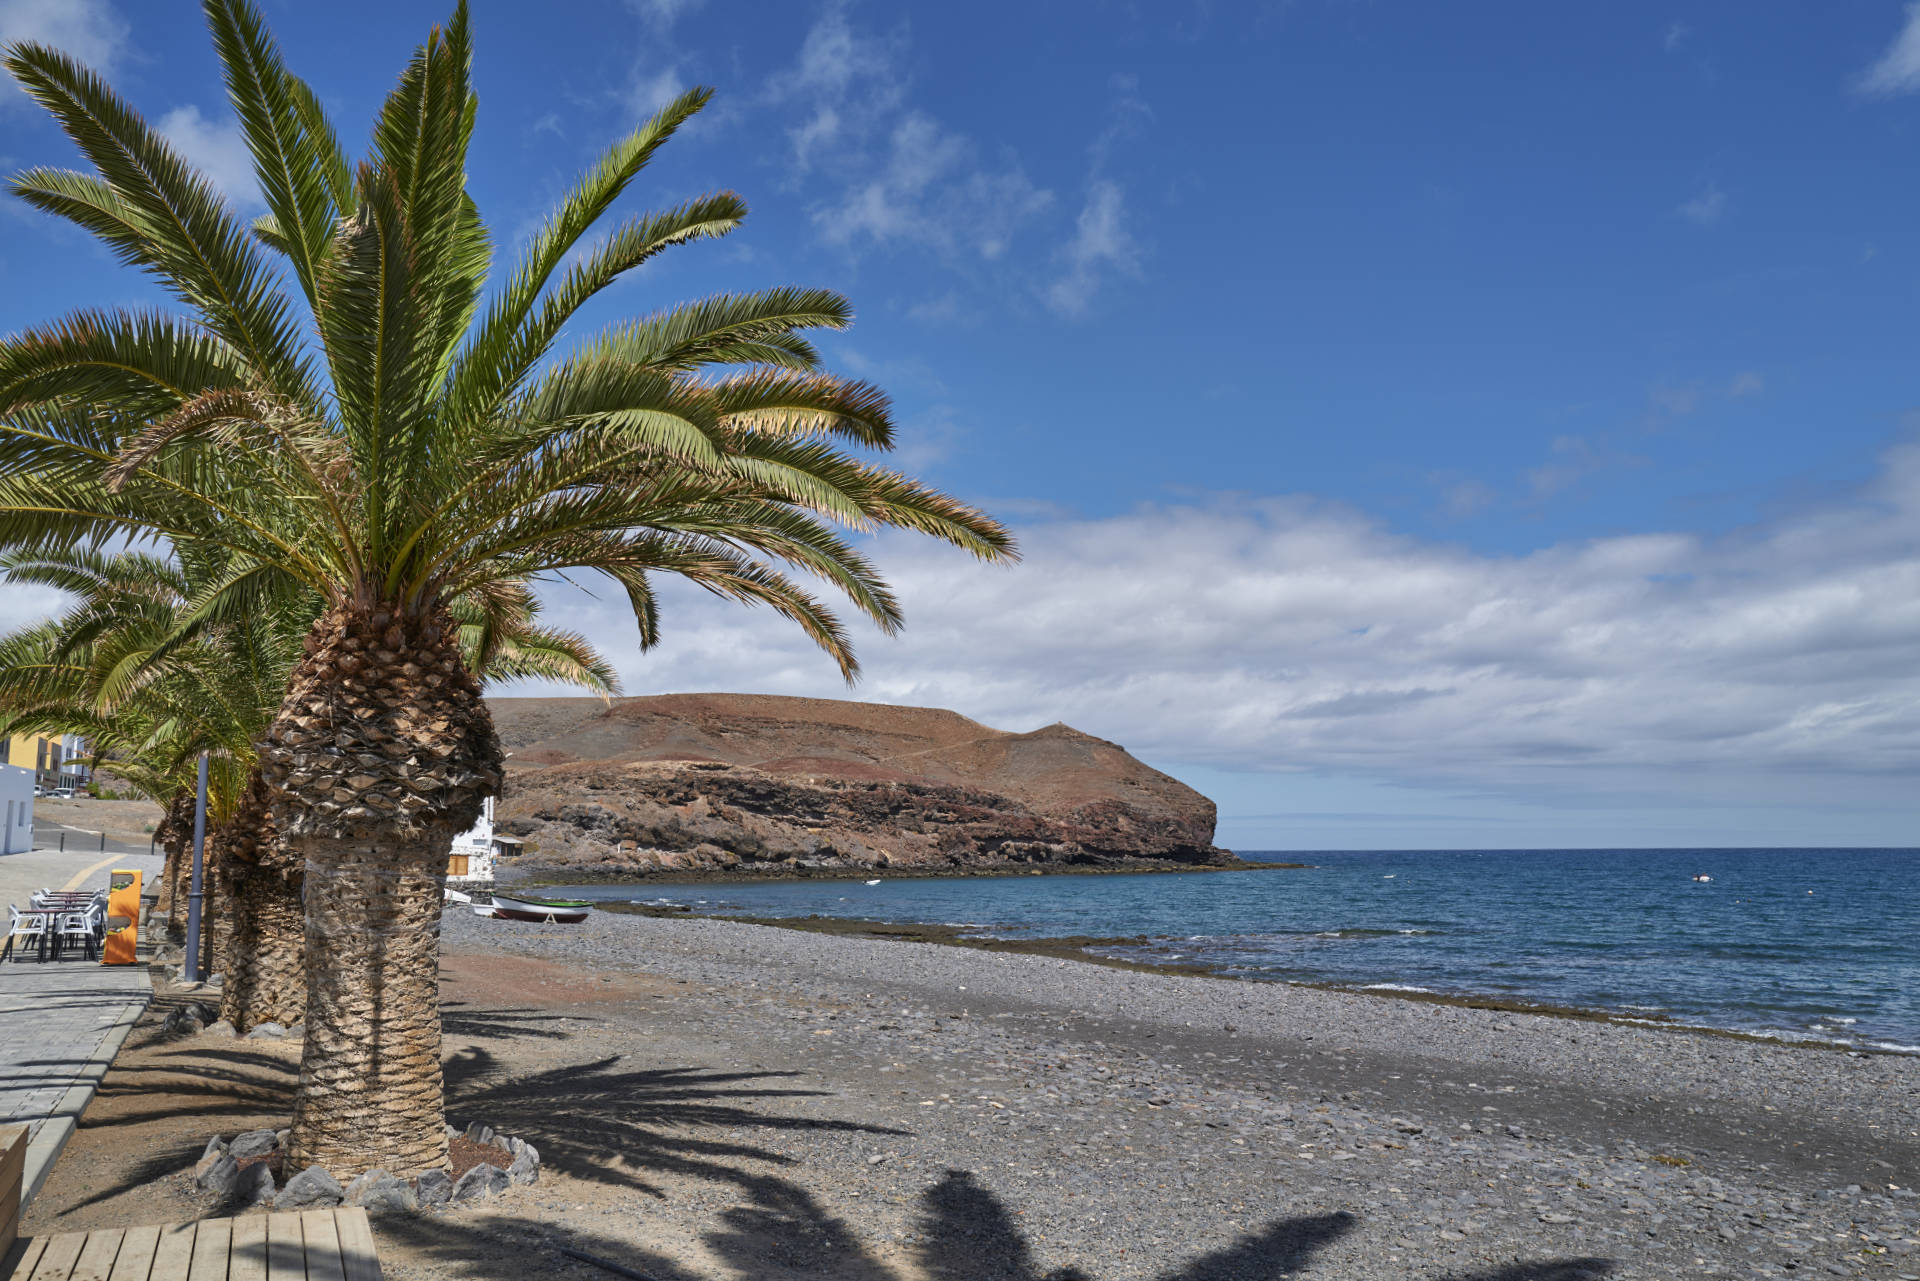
2,0 -> 1917,848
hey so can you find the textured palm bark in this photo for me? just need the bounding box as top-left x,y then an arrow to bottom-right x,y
260,601 -> 500,1178
154,791 -> 196,939
213,772 -> 307,1031
217,860 -> 307,1029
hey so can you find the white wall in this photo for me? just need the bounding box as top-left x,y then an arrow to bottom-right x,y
0,765 -> 32,855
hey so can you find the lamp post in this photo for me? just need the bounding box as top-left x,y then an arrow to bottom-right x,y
183,752 -> 208,982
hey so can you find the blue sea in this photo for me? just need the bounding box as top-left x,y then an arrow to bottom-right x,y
547,848 -> 1920,1053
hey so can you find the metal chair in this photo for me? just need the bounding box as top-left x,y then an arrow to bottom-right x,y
4,904 -> 49,962
56,905 -> 100,960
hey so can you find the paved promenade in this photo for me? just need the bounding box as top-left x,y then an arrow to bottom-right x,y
0,846 -> 162,1209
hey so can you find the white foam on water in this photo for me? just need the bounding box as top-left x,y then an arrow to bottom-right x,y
1362,982 -> 1435,993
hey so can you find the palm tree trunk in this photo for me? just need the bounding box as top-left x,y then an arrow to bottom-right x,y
261,601 -> 500,1178
154,791 -> 196,940
217,864 -> 306,1031
207,772 -> 304,1031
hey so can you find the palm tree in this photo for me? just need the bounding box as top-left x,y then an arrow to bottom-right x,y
0,1 -> 1014,1177
0,550 -> 617,1031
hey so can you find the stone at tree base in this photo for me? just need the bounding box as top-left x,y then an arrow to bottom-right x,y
192,1137 -> 229,1182
463,1121 -> 494,1145
507,1151 -> 539,1186
229,1129 -> 280,1161
245,1021 -> 287,1041
415,1170 -> 452,1207
202,1019 -> 237,1038
194,1153 -> 238,1197
451,1163 -> 509,1203
286,1022 -> 305,1040
164,1007 -> 204,1036
344,1170 -> 419,1215
275,1165 -> 344,1209
234,1162 -> 275,1208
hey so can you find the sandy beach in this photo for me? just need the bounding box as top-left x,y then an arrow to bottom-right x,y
22,908 -> 1920,1280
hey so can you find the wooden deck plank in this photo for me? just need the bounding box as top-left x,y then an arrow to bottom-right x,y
224,1218 -> 264,1281
67,1231 -> 124,1281
262,1215 -> 302,1281
6,1236 -> 49,1281
146,1224 -> 195,1281
329,1211 -> 379,1281
184,1219 -> 228,1281
297,1213 -> 342,1281
27,1232 -> 85,1281
104,1226 -> 158,1281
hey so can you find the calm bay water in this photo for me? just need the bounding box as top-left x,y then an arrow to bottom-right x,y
547,848 -> 1920,1052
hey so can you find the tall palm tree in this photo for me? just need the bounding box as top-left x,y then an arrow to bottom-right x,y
0,1 -> 1014,1176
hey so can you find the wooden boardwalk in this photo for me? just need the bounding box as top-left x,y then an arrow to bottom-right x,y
4,1208 -> 380,1281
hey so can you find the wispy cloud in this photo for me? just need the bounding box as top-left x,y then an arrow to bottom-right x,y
777,5 -> 1052,263
1727,370 -> 1765,398
628,63 -> 686,117
1046,74 -> 1151,317
0,0 -> 128,107
1046,179 -> 1140,316
1677,182 -> 1726,226
1663,21 -> 1690,53
626,0 -> 705,28
157,104 -> 260,209
1856,2 -> 1920,97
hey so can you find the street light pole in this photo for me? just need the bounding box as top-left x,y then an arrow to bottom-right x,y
184,752 -> 208,982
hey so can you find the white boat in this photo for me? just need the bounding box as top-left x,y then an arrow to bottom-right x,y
864,879 -> 882,886
470,903 -> 498,918
1692,874 -> 1712,882
489,891 -> 593,924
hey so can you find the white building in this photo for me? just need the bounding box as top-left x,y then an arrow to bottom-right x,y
1,764 -> 34,854
446,795 -> 521,886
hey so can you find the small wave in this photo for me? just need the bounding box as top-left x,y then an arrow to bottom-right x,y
1362,982 -> 1436,993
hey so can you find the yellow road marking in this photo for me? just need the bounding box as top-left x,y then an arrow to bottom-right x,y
61,853 -> 125,892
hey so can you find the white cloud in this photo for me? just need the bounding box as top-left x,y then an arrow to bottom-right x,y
1677,182 -> 1726,226
156,105 -> 259,209
774,6 -> 1052,264
1728,370 -> 1765,398
626,0 -> 704,27
1046,179 -> 1139,315
0,0 -> 127,108
523,445 -> 1920,826
1857,3 -> 1920,97
629,63 -> 686,117
1663,21 -> 1689,53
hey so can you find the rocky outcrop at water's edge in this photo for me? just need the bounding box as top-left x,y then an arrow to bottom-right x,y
486,694 -> 1240,878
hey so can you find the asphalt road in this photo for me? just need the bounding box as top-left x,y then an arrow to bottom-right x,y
29,818 -> 156,858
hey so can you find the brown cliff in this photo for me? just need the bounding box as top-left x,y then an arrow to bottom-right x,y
486,694 -> 1235,878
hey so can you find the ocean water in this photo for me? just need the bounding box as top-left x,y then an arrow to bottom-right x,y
546,848 -> 1920,1053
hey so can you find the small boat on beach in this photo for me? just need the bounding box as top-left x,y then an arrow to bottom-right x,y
489,891 -> 594,924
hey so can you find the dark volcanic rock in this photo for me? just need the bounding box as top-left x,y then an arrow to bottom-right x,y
487,694 -> 1233,877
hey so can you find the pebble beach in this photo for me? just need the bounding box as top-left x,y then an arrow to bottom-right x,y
425,906 -> 1920,1280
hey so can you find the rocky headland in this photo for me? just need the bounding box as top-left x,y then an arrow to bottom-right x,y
486,693 -> 1239,879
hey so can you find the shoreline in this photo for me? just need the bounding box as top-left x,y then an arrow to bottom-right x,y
594,901 -> 1919,1059
510,854 -> 1310,885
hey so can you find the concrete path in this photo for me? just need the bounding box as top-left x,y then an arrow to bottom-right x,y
0,846 -> 162,1210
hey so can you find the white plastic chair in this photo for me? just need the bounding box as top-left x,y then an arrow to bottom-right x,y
57,906 -> 98,960
5,904 -> 48,962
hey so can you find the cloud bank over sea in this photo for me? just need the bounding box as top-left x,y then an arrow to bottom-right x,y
522,444 -> 1920,845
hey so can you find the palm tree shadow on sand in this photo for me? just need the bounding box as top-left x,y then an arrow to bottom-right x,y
430,1033 -> 1613,1281
378,1169 -> 1613,1281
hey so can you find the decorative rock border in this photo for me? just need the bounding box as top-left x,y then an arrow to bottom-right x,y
190,1120 -> 540,1215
